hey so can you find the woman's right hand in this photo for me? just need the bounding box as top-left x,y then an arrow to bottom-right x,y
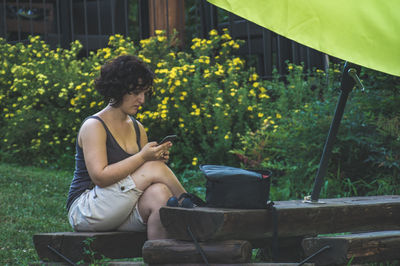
139,141 -> 172,162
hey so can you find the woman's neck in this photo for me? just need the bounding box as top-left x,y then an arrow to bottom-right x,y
100,105 -> 129,122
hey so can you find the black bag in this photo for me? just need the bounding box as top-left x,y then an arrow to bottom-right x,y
199,164 -> 272,209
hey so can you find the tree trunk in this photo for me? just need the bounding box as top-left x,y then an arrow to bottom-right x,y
148,0 -> 185,45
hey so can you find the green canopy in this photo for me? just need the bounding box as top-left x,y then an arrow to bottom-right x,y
208,0 -> 400,76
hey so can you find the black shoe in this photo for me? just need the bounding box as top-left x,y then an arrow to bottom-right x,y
166,196 -> 179,207
179,192 -> 206,207
178,193 -> 194,208
166,195 -> 193,208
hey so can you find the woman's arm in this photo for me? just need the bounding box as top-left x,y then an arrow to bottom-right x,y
79,119 -> 170,187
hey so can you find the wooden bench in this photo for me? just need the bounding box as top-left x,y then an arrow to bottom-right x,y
33,195 -> 400,265
152,195 -> 400,264
33,231 -> 146,264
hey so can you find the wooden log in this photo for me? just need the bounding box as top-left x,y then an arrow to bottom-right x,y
301,230 -> 400,265
160,195 -> 400,241
142,239 -> 252,264
33,231 -> 147,263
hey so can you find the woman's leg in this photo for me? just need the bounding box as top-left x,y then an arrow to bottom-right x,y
137,183 -> 172,239
68,176 -> 143,231
130,161 -> 186,197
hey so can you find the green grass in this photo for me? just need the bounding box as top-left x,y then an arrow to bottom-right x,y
0,163 -> 72,265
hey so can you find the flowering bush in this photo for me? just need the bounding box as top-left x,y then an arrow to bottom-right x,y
136,29 -> 273,168
0,30 -> 274,170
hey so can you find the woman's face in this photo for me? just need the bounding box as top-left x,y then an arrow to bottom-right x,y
120,89 -> 149,115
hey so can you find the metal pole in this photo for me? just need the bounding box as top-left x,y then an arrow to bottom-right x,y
310,62 -> 361,202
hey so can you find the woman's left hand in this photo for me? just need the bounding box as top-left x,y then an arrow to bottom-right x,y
160,150 -> 170,162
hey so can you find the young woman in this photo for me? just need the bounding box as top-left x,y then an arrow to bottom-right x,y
66,55 -> 187,239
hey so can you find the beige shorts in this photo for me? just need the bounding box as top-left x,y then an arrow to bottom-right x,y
68,175 -> 146,232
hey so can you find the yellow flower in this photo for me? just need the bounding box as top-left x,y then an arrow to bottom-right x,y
249,73 -> 258,81
157,36 -> 166,42
168,52 -> 176,59
276,113 -> 282,119
192,157 -> 198,166
258,113 -> 264,118
247,106 -> 253,111
221,33 -> 232,40
140,39 -> 150,46
209,29 -> 218,36
224,134 -> 229,140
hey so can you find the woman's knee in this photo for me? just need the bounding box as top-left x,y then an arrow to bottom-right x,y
131,161 -> 175,189
144,183 -> 172,204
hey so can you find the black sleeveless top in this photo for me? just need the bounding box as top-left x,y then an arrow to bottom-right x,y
66,116 -> 141,211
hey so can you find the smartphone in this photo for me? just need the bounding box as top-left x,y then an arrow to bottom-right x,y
158,134 -> 178,145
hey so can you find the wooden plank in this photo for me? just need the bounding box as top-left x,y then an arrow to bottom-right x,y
33,231 -> 147,263
142,239 -> 252,264
302,230 -> 400,265
160,195 -> 400,241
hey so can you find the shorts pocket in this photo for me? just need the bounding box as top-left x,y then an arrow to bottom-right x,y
117,175 -> 142,195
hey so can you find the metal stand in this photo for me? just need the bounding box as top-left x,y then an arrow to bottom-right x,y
308,62 -> 364,203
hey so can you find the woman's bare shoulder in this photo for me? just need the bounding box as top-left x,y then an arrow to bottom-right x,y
79,117 -> 106,143
81,117 -> 104,131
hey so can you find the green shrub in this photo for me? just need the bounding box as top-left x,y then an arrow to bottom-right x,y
0,30 -> 274,173
231,64 -> 400,200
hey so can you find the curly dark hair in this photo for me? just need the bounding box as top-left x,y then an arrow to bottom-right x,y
95,55 -> 154,107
